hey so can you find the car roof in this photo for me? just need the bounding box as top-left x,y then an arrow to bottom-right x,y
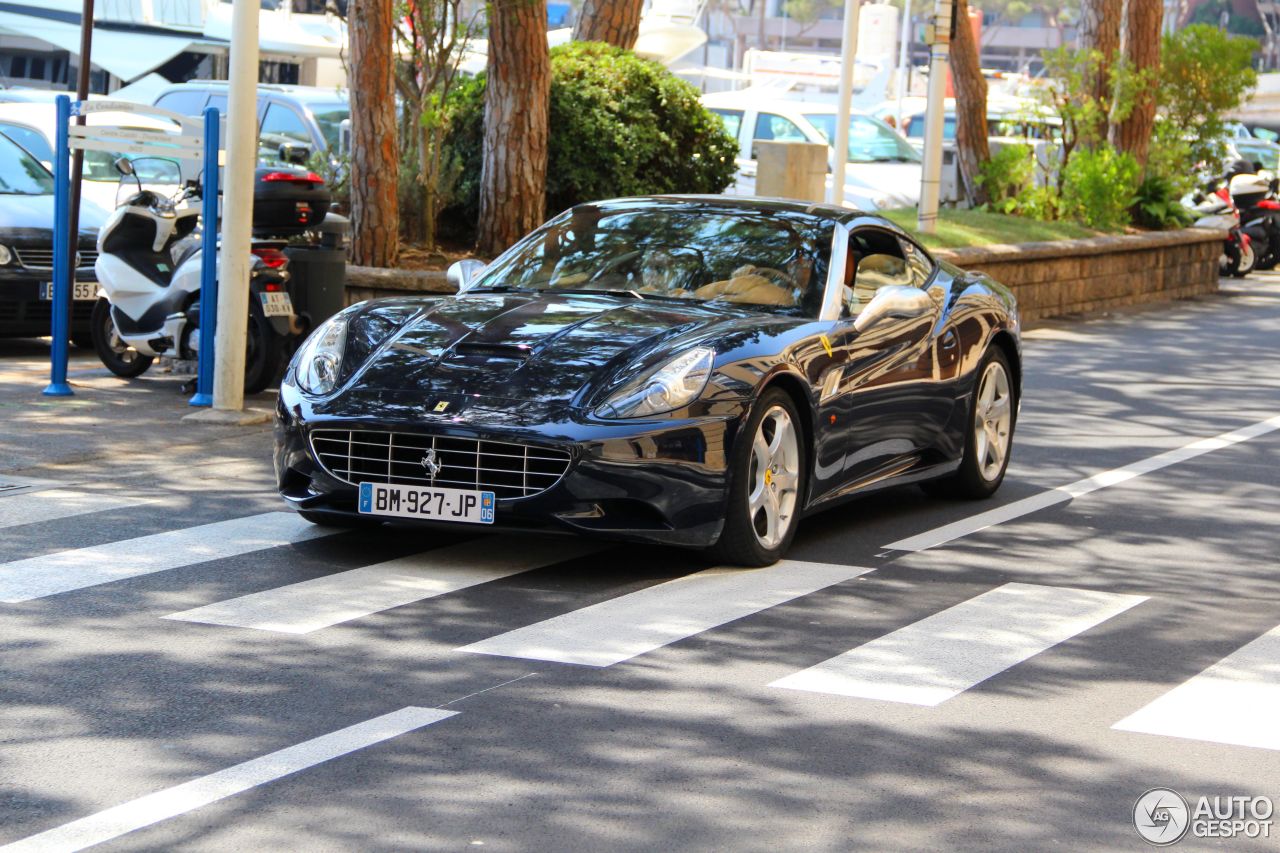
0,102 -> 175,134
576,194 -> 905,231
700,91 -> 873,117
156,81 -> 348,104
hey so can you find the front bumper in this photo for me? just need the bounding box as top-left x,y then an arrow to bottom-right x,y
275,384 -> 748,548
0,271 -> 96,337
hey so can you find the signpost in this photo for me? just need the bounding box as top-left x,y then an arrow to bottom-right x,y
44,98 -> 220,404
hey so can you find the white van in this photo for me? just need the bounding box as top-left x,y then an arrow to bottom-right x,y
701,91 -> 922,211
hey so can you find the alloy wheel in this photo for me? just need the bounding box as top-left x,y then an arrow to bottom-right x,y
973,360 -> 1013,482
748,405 -> 800,550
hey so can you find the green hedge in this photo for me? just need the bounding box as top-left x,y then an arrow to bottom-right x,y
441,41 -> 739,241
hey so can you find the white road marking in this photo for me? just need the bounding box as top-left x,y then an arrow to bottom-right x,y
887,413 -> 1280,552
164,536 -> 603,634
0,489 -> 144,531
459,560 -> 873,667
0,512 -> 334,603
771,583 -> 1147,706
1113,625 -> 1280,751
0,707 -> 455,853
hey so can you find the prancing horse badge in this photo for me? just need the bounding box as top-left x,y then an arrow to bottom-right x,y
433,401 -> 450,413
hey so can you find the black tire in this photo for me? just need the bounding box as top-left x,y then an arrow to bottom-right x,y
923,347 -> 1016,500
297,508 -> 383,528
243,312 -> 287,394
706,388 -> 807,567
90,297 -> 153,379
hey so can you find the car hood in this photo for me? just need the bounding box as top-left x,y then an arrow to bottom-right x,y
343,291 -> 755,409
0,192 -> 105,239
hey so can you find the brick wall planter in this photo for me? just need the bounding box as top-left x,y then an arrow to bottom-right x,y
934,227 -> 1226,328
345,227 -> 1226,329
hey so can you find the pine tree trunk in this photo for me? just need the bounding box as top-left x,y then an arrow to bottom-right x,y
1077,0 -> 1122,144
348,0 -> 399,267
477,0 -> 551,258
573,0 -> 644,49
1110,0 -> 1162,168
951,0 -> 990,206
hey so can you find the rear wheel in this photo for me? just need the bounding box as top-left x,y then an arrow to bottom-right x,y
924,347 -> 1015,500
706,388 -> 806,567
90,297 -> 153,378
243,313 -> 286,394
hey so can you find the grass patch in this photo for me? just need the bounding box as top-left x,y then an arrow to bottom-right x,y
882,208 -> 1102,249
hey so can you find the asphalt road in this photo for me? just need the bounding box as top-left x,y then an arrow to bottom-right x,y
0,276 -> 1278,852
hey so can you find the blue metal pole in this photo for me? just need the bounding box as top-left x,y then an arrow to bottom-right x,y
43,95 -> 73,397
189,107 -> 220,407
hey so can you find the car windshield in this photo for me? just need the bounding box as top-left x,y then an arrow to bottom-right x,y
471,204 -> 834,315
1236,143 -> 1279,171
0,132 -> 53,194
804,113 -> 921,163
310,103 -> 349,151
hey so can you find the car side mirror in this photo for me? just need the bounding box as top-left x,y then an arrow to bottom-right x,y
279,141 -> 311,165
448,259 -> 487,292
853,285 -> 935,333
114,157 -> 134,177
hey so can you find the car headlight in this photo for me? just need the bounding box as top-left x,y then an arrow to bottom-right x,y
0,245 -> 11,265
293,313 -> 349,395
596,347 -> 714,419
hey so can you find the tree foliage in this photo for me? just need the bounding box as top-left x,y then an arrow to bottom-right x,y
443,42 -> 738,243
1159,23 -> 1258,169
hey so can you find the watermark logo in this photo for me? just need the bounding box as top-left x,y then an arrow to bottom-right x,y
1134,788 -> 1191,846
1134,788 -> 1274,845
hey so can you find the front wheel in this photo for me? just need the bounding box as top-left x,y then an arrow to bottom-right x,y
924,347 -> 1015,500
1234,239 -> 1257,277
706,388 -> 806,567
90,297 -> 153,378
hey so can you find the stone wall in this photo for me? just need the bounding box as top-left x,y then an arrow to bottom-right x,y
344,227 -> 1226,328
934,227 -> 1225,328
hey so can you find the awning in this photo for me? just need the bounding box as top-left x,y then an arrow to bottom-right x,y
0,9 -> 197,82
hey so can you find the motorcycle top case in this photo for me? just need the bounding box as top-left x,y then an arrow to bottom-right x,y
1229,173 -> 1272,210
253,166 -> 331,236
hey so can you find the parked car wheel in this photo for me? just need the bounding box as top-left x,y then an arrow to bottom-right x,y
924,347 -> 1015,500
707,389 -> 806,567
90,297 -> 153,378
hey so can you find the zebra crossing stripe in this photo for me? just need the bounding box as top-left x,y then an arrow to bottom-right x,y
771,583 -> 1147,706
164,536 -> 603,634
1113,624 -> 1280,751
0,488 -> 142,531
458,560 -> 874,667
0,707 -> 455,853
0,512 -> 334,603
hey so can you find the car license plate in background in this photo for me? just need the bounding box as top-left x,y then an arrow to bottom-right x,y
260,291 -> 294,317
40,282 -> 97,301
358,482 -> 495,524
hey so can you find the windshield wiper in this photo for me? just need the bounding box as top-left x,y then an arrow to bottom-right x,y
465,284 -> 538,294
554,288 -> 646,300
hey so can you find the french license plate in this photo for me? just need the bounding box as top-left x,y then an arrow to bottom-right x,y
40,281 -> 97,301
358,482 -> 495,524
259,291 -> 294,317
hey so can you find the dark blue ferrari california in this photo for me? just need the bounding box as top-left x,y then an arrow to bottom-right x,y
275,196 -> 1020,565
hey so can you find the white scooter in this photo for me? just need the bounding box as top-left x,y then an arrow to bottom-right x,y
91,158 -> 296,393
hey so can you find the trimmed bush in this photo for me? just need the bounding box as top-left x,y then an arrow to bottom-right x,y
441,41 -> 739,242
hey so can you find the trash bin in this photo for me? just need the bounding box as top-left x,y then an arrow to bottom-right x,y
284,213 -> 349,335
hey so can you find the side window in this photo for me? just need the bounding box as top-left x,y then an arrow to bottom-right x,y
258,103 -> 312,165
751,112 -> 808,158
206,94 -> 228,115
899,238 -> 935,288
842,229 -> 911,317
710,108 -> 743,143
154,91 -> 208,117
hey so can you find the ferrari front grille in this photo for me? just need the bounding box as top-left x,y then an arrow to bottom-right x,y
308,429 -> 572,500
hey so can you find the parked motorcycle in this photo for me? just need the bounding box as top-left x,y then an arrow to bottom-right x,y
1229,170 -> 1280,271
1190,186 -> 1254,277
91,158 -> 298,393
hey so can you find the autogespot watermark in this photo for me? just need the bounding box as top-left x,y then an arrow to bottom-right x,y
1133,787 -> 1274,845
